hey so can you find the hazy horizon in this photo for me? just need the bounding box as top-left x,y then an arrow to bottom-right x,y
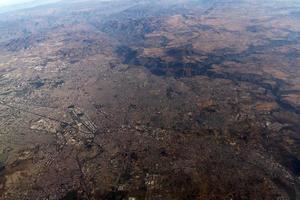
0,0 -> 35,6
0,0 -> 65,7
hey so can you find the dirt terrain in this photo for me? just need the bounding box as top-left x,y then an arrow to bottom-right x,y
0,0 -> 300,199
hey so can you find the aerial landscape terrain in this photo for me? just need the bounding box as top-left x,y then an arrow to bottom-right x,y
0,0 -> 300,199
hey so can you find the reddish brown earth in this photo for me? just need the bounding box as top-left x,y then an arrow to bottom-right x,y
0,0 -> 300,199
